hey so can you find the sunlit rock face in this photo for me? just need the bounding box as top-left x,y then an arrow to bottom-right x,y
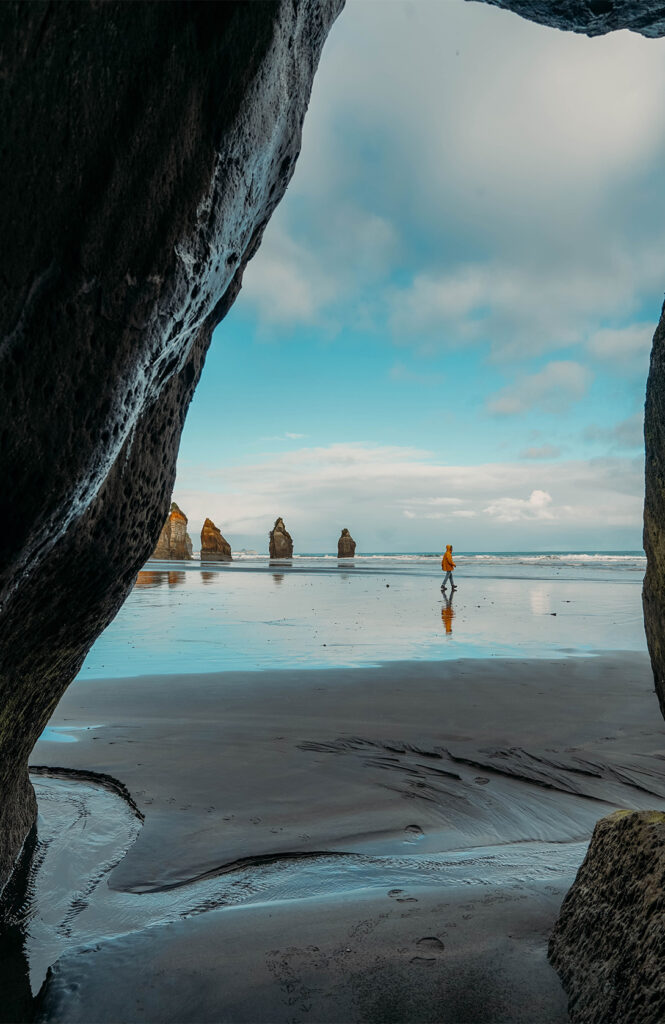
338,529 -> 356,558
200,518 -> 232,562
269,517 -> 294,559
478,0 -> 665,37
152,503 -> 193,561
0,0 -> 343,889
549,810 -> 665,1023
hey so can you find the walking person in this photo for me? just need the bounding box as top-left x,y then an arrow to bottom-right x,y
441,544 -> 457,592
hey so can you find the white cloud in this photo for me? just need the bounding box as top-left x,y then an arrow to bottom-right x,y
584,412 -> 644,450
520,444 -> 561,460
488,361 -> 592,415
260,432 -> 307,441
586,323 -> 654,368
174,441 -> 643,550
484,489 -> 554,523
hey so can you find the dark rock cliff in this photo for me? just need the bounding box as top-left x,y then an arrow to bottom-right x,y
269,517 -> 294,559
152,502 -> 193,561
644,305 -> 665,718
201,518 -> 232,561
474,0 -> 665,37
0,0 -> 342,889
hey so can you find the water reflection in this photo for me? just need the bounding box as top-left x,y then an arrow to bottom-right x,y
201,572 -> 216,585
441,593 -> 455,636
272,574 -> 284,585
134,570 -> 163,589
134,570 -> 186,589
529,586 -> 551,616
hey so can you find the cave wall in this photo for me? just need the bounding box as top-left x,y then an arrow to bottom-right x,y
0,0 -> 343,889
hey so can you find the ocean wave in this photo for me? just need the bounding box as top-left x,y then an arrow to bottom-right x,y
229,551 -> 645,567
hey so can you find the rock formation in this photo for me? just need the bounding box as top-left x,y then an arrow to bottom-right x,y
200,518 -> 232,561
269,517 -> 294,559
0,0 -> 342,889
481,0 -> 665,37
549,810 -> 665,1023
337,528 -> 356,558
151,503 -> 193,561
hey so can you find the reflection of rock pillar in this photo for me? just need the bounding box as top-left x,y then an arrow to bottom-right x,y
338,528 -> 356,558
644,305 -> 665,717
269,517 -> 293,558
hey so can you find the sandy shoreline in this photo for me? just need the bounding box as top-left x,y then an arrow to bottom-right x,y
19,652 -> 665,1021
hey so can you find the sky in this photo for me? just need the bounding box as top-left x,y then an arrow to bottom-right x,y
174,0 -> 665,553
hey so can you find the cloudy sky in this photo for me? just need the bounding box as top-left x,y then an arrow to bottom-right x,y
174,0 -> 665,553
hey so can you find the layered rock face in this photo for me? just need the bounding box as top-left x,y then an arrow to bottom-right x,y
549,810 -> 665,1023
269,517 -> 294,559
201,518 -> 232,561
479,0 -> 665,37
0,0 -> 342,889
152,503 -> 193,561
337,528 -> 356,558
644,305 -> 665,717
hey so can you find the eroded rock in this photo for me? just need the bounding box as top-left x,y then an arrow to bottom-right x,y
151,503 -> 193,561
549,810 -> 665,1023
478,0 -> 665,37
201,518 -> 232,561
338,528 -> 356,558
0,0 -> 342,889
269,517 -> 294,559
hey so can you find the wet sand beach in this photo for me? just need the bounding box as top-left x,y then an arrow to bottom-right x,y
7,556 -> 658,1022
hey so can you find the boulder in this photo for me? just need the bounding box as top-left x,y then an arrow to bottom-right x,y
549,810 -> 665,1023
0,0 -> 342,888
269,517 -> 293,559
337,528 -> 356,558
151,503 -> 192,561
201,518 -> 232,561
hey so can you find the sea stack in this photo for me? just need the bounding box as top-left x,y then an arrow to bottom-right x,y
151,502 -> 193,560
201,518 -> 232,561
269,517 -> 293,558
338,528 -> 356,558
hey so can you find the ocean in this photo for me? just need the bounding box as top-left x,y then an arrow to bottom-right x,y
74,550 -> 648,679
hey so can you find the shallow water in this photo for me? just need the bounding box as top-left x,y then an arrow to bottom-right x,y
9,773 -> 585,1002
77,553 -> 647,678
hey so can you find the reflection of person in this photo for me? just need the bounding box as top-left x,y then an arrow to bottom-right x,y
441,544 -> 457,591
441,593 -> 454,634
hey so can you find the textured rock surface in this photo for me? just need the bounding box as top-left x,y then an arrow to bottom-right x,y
337,528 -> 356,558
269,517 -> 294,559
476,0 -> 665,37
201,518 -> 232,561
644,305 -> 665,717
549,810 -> 665,1023
0,0 -> 342,889
152,503 -> 193,561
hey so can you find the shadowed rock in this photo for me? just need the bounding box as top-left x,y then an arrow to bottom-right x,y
476,0 -> 665,37
201,518 -> 232,562
549,810 -> 665,1023
152,503 -> 193,561
269,517 -> 294,559
0,0 -> 343,889
338,529 -> 356,558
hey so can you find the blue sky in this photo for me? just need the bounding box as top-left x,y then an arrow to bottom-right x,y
174,0 -> 665,553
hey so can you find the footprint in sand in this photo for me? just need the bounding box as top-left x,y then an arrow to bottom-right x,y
410,956 -> 436,965
474,777 -> 490,785
416,936 -> 445,951
404,824 -> 424,843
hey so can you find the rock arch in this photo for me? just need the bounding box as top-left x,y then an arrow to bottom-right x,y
1,0 -> 664,903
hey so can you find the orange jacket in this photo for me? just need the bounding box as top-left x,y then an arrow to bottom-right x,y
441,545 -> 456,571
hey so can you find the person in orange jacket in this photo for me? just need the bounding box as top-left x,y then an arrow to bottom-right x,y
441,544 -> 457,592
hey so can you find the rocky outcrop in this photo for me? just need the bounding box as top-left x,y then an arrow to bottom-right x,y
151,503 -> 192,561
480,1 -> 665,37
549,810 -> 665,1023
201,518 -> 232,561
269,517 -> 293,559
337,528 -> 356,558
644,305 -> 665,717
0,0 -> 342,890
